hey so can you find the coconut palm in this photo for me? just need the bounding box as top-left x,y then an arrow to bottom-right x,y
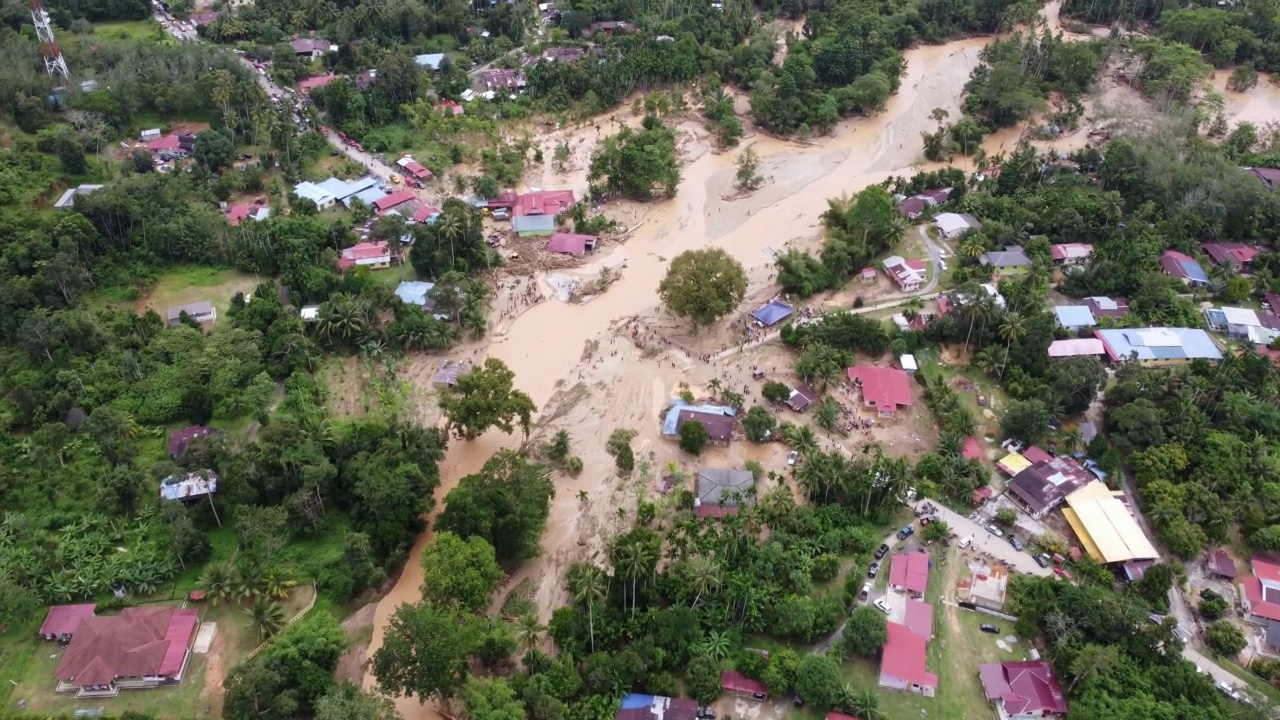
782,423 -> 819,456
435,212 -> 464,269
199,564 -> 234,607
262,569 -> 297,600
316,294 -> 367,345
845,689 -> 886,720
686,556 -> 721,608
514,612 -> 544,664
1057,427 -> 1084,455
814,397 -> 840,433
246,597 -> 286,640
998,310 -> 1027,367
569,564 -> 606,652
698,630 -> 731,661
959,233 -> 987,260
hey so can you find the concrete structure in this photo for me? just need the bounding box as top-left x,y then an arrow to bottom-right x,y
1061,481 -> 1158,564
959,564 -> 1008,611
1160,250 -> 1209,285
1050,243 -> 1093,266
847,366 -> 913,417
978,246 -> 1032,276
1053,305 -> 1095,330
159,471 -> 218,501
883,255 -> 926,291
54,184 -> 103,209
1047,338 -> 1105,358
978,661 -> 1068,719
1007,457 -> 1093,520
935,212 -> 981,239
1095,327 -> 1223,365
54,607 -> 199,695
166,302 -> 216,327
695,468 -> 755,518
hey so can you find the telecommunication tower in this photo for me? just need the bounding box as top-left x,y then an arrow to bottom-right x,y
29,0 -> 71,79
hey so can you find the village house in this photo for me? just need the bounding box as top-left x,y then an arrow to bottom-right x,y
1050,243 -> 1092,267
543,46 -> 586,63
160,470 -> 218,501
896,187 -> 951,219
1047,338 -> 1105,358
290,37 -> 334,57
414,53 -> 446,71
292,181 -> 338,210
694,468 -> 755,518
481,68 -> 526,92
1207,549 -> 1237,581
1204,306 -> 1280,341
1006,456 -> 1092,520
883,255 -> 926,292
546,232 -> 597,256
39,604 -> 97,643
373,189 -> 416,214
721,670 -> 767,699
785,385 -> 818,413
1159,250 -> 1209,286
879,620 -> 937,696
166,302 -> 217,327
146,130 -> 196,160
296,73 -> 338,93
516,189 -> 575,216
337,241 -> 392,271
396,156 -> 434,182
588,20 -> 636,34
512,215 -> 556,237
1053,305 -> 1095,331
226,204 -> 270,226
1202,242 -> 1260,271
978,661 -> 1068,719
613,694 -> 697,720
1083,296 -> 1129,319
847,366 -> 913,417
54,184 -> 103,209
168,425 -> 219,458
1094,327 -> 1223,366
353,69 -> 378,89
433,360 -> 470,387
1242,554 -> 1280,625
1247,167 -> 1280,189
888,551 -> 930,594
978,246 -> 1032,277
934,212 -> 981,240
54,606 -> 200,696
395,280 -> 435,307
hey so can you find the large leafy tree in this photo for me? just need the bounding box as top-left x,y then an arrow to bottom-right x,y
372,602 -> 481,703
438,358 -> 536,440
658,248 -> 748,329
588,115 -> 681,200
435,451 -> 555,563
843,606 -> 888,656
421,532 -> 504,613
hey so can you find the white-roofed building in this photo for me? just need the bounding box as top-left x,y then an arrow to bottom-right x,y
1054,305 -> 1096,331
1048,338 -> 1105,358
1204,306 -> 1265,339
293,181 -> 337,210
934,212 -> 981,239
346,186 -> 389,209
414,53 -> 446,70
1095,327 -> 1223,366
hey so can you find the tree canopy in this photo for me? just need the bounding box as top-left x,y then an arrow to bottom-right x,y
658,248 -> 748,329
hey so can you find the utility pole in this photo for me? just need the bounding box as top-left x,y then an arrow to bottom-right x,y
29,0 -> 71,80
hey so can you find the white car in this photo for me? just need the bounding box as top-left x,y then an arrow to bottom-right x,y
986,524 -> 1004,538
874,598 -> 892,615
787,451 -> 799,466
959,536 -> 973,549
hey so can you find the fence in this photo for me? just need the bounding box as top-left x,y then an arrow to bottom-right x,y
243,582 -> 318,662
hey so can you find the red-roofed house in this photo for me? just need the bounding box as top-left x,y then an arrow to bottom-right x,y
297,73 -> 338,92
516,189 -> 575,217
1050,243 -> 1093,267
337,241 -> 392,270
961,436 -> 983,461
721,670 -> 767,697
847,366 -> 913,417
859,266 -> 877,283
889,551 -> 930,594
546,232 -> 597,256
1203,242 -> 1260,271
1022,446 -> 1053,464
1160,250 -> 1209,285
879,622 -> 937,696
1244,554 -> 1280,624
374,190 -> 416,213
883,255 -> 926,292
411,203 -> 442,223
146,131 -> 196,158
226,204 -> 270,227
396,157 -> 433,181
54,606 -> 199,694
39,604 -> 96,642
978,661 -> 1068,718
903,599 -> 934,639
1207,549 -> 1237,580
936,294 -> 953,314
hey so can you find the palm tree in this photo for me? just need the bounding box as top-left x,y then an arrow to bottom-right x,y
514,612 -> 544,665
435,212 -> 464,269
570,565 -> 606,652
618,540 -> 653,619
782,423 -> 819,456
316,294 -> 367,345
246,597 -> 286,640
232,562 -> 265,601
959,233 -> 987,260
1057,427 -> 1084,455
262,569 -> 297,600
698,630 -> 731,661
813,397 -> 840,433
687,556 -> 721,608
198,564 -> 234,607
845,689 -> 886,720
706,378 -> 723,399
998,310 -> 1026,367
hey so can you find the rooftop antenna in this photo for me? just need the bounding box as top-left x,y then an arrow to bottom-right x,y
29,0 -> 71,79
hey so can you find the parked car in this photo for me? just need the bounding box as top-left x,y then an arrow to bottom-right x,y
986,524 -> 1004,538
859,583 -> 871,602
959,536 -> 973,549
697,708 -> 716,719
1009,536 -> 1024,552
867,562 -> 879,578
874,544 -> 890,559
1216,681 -> 1238,699
980,624 -> 1000,634
1173,626 -> 1191,642
1034,554 -> 1050,568
896,526 -> 915,540
874,598 -> 892,615
787,451 -> 799,466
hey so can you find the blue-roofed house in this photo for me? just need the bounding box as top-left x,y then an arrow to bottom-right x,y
396,281 -> 436,307
513,214 -> 556,237
414,53 -> 446,71
1054,305 -> 1096,331
1160,250 -> 1209,285
293,181 -> 337,210
1095,327 -> 1222,366
751,300 -> 793,327
346,185 -> 389,209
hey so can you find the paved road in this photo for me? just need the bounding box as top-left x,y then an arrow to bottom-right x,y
915,501 -> 1053,577
918,226 -> 947,294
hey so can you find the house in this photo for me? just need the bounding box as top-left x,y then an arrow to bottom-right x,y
54,184 -> 103,209
39,604 -> 96,642
433,361 -> 470,387
353,69 -> 378,88
1007,457 -> 1093,520
147,131 -> 196,159
785,385 -> 818,413
859,266 -> 878,283
168,426 -> 218,458
1243,554 -> 1280,624
899,354 -> 918,375
297,73 -> 338,92
1261,623 -> 1280,659
292,181 -> 337,210
481,69 -> 525,91
1061,481 -> 1158,564
888,551 -> 930,594
896,188 -> 950,219
1022,446 -> 1053,464
513,215 -> 556,237
543,47 -> 586,63
678,410 -> 734,446
720,670 -> 767,698
139,128 -> 161,142
1202,242 -> 1260,270
934,212 -> 981,239
441,100 -> 465,116
373,190 -> 416,214
408,202 -> 442,224
978,246 -> 1032,276
226,204 -> 270,226
1083,296 -> 1129,318
318,176 -> 380,203
546,232 -> 597,256
396,156 -> 433,181
1053,305 -> 1095,331
346,186 -> 389,210
904,598 -> 934,639
1204,306 -> 1268,339
290,38 -> 334,57
879,622 -> 937,696
413,53 -> 446,71
338,241 -> 392,270
1159,250 -> 1209,285
1094,328 -> 1223,365
54,606 -> 200,695
961,436 -> 983,461
166,302 -> 217,327
695,468 -> 755,518
395,280 -> 435,307
300,305 -> 320,322
661,401 -> 735,438
516,189 -> 575,216
846,366 -> 913,417
883,255 -> 926,292
588,20 -> 636,33
1247,168 -> 1280,189
997,452 -> 1031,477
1208,549 -> 1237,580
1050,243 -> 1093,267
1047,338 -> 1105,358
614,694 -> 698,720
751,300 -> 793,327
160,471 -> 218,501
978,661 -> 1068,719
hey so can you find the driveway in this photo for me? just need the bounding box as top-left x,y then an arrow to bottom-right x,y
917,501 -> 1052,577
917,226 -> 947,294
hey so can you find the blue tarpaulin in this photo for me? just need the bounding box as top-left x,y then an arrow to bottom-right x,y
620,694 -> 655,710
751,300 -> 794,327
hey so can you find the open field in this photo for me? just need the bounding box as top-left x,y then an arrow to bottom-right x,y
81,21 -> 173,45
128,267 -> 268,318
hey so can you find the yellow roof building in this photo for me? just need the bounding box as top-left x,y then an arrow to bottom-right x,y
1063,482 -> 1158,564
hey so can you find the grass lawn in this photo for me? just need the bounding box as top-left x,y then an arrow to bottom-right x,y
913,346 -> 1008,437
1219,658 -> 1280,704
85,21 -> 172,44
106,267 -> 269,318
